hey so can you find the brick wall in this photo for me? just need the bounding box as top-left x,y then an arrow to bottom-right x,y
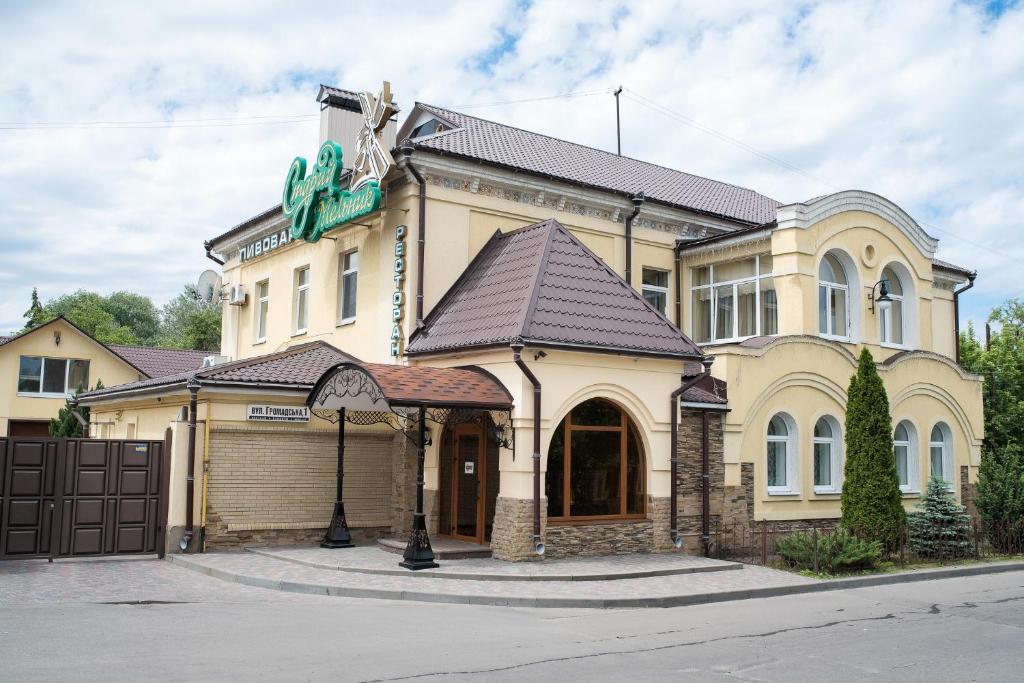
205,426 -> 393,549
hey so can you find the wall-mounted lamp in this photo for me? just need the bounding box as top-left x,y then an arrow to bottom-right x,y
53,330 -> 61,346
869,278 -> 893,315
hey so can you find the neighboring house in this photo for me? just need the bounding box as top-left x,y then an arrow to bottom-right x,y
1,317 -> 209,437
79,84 -> 983,559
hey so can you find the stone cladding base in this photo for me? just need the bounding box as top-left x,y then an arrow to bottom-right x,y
491,497 -> 546,562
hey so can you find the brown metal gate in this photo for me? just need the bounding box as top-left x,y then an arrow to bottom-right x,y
0,436 -> 169,560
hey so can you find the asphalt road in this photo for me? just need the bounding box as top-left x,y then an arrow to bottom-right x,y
1,558 -> 1021,681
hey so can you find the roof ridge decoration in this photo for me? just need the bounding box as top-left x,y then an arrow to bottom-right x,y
776,190 -> 938,258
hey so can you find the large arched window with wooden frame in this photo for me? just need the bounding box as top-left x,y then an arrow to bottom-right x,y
546,399 -> 645,521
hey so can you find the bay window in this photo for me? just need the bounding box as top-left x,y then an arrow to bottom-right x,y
691,254 -> 776,343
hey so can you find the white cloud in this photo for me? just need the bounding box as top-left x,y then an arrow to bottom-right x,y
0,0 -> 1020,334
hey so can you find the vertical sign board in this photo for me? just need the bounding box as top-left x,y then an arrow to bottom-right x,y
390,225 -> 407,356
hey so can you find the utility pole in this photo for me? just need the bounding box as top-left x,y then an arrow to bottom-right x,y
614,86 -> 623,155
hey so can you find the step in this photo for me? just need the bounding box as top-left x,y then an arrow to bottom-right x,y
377,537 -> 492,560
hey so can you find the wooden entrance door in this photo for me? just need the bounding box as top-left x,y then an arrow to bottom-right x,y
449,423 -> 485,544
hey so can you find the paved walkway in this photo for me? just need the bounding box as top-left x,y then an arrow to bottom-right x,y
171,549 -> 815,607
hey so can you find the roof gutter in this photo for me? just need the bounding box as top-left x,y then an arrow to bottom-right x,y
953,271 -> 977,365
624,192 -> 645,287
203,240 -> 225,266
670,356 -> 714,553
512,343 -> 544,556
398,140 -> 427,329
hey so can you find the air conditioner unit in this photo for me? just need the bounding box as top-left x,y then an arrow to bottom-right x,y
201,354 -> 230,368
229,284 -> 247,306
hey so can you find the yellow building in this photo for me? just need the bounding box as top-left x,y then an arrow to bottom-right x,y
1,317 -> 208,437
80,83 -> 982,561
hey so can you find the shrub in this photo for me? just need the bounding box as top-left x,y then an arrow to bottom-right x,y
907,477 -> 974,559
776,528 -> 883,573
976,443 -> 1024,553
841,348 -> 906,546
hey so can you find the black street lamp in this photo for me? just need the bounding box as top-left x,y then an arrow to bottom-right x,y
870,278 -> 893,315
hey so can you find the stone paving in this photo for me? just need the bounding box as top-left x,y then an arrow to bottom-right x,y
252,545 -> 742,581
171,550 -> 817,608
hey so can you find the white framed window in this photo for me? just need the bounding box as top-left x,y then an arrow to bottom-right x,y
879,265 -> 905,346
691,254 -> 776,344
293,266 -> 310,334
641,267 -> 670,315
766,412 -> 798,494
929,422 -> 954,486
894,420 -> 920,493
813,415 -> 843,493
338,250 -> 359,324
17,356 -> 90,396
255,279 -> 269,342
819,252 -> 850,340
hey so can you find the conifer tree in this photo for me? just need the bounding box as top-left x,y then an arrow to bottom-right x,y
22,287 -> 47,330
841,348 -> 906,546
907,477 -> 974,558
976,443 -> 1024,552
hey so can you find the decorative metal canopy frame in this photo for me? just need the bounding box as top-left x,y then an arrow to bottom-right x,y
306,362 -> 514,570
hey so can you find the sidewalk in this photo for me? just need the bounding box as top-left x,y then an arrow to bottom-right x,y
170,546 -> 1024,609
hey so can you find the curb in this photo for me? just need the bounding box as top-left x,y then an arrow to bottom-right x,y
246,548 -> 743,582
167,555 -> 1024,609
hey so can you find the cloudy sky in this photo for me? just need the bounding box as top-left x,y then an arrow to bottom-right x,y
1,0 -> 1021,336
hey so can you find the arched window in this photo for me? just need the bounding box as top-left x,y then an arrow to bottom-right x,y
819,252 -> 850,339
813,416 -> 843,493
546,399 -> 645,520
767,413 -> 798,494
880,265 -> 905,345
930,423 -> 954,485
893,421 -> 919,493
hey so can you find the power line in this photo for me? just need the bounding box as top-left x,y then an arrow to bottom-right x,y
0,114 -> 318,130
446,88 -> 613,110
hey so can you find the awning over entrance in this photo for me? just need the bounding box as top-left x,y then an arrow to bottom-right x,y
305,361 -> 513,571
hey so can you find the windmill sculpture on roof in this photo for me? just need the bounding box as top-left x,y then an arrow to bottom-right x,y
350,81 -> 397,190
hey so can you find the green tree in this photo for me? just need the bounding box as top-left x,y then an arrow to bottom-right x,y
907,477 -> 974,559
42,290 -> 139,344
47,380 -> 101,438
157,284 -> 221,351
841,348 -> 906,546
976,443 -> 1024,552
962,299 -> 1024,452
22,287 -> 47,330
104,291 -> 161,345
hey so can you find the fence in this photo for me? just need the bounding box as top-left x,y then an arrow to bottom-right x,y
709,518 -> 1023,572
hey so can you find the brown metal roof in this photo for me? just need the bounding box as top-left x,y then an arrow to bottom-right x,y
407,218 -> 704,359
107,345 -> 210,378
410,103 -> 781,225
932,258 -> 975,278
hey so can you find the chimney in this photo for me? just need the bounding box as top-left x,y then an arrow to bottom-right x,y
317,85 -> 399,171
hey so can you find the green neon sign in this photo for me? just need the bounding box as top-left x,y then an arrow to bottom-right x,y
282,140 -> 381,243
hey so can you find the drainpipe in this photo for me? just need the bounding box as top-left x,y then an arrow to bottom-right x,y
512,343 -> 544,556
669,356 -> 714,550
398,140 -> 427,329
624,193 -> 645,287
203,240 -> 225,266
674,248 -> 682,327
953,271 -> 977,365
181,379 -> 200,552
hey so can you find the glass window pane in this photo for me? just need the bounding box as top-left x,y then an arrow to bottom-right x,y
930,446 -> 944,480
768,415 -> 788,436
546,425 -> 565,517
18,356 -> 42,393
693,266 -> 710,287
626,426 -> 643,515
571,399 -> 621,427
818,285 -> 829,334
714,258 -> 756,283
692,288 -> 712,343
715,285 -> 734,339
767,441 -> 787,487
342,272 -> 358,319
760,278 -> 778,335
814,418 -> 832,439
345,251 -> 359,271
296,289 -> 309,330
895,444 -> 909,487
43,358 -> 67,393
895,423 -> 909,441
759,254 -> 773,274
569,429 -> 622,516
820,253 -> 847,284
737,281 -> 757,337
814,442 -> 832,487
297,267 -> 310,287
931,425 -> 943,442
643,288 -> 666,315
890,299 -> 903,344
830,287 -> 847,337
642,268 -> 668,288
257,280 -> 268,299
68,360 -> 89,393
883,266 -> 902,295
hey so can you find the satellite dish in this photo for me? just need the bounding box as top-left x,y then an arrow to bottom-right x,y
196,269 -> 223,304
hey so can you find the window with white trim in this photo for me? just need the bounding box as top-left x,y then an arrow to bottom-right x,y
894,420 -> 920,493
255,279 -> 269,342
929,422 -> 954,485
17,356 -> 90,396
293,266 -> 310,334
691,254 -> 776,343
879,265 -> 905,346
813,416 -> 843,492
819,252 -> 850,339
338,250 -> 359,324
767,413 -> 798,494
641,267 -> 669,315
